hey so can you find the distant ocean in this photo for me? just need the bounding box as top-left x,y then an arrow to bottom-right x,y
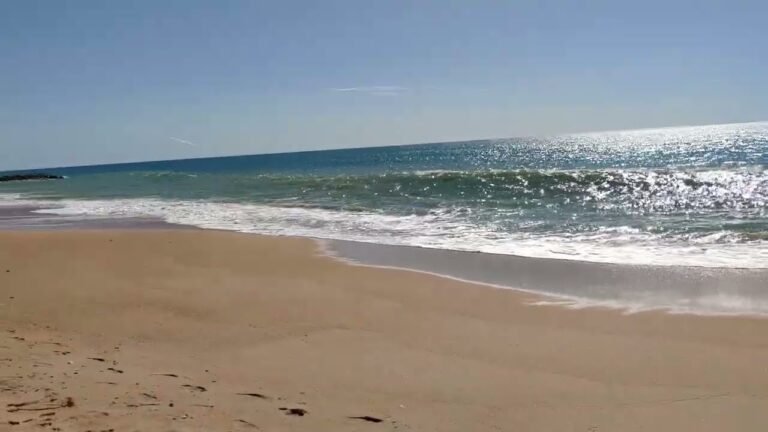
2,121 -> 767,269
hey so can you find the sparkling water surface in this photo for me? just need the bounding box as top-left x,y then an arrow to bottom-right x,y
2,121 -> 767,268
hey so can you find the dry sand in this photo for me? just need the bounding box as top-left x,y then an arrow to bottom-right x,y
1,230 -> 767,431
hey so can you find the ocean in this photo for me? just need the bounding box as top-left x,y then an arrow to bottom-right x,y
2,121 -> 767,271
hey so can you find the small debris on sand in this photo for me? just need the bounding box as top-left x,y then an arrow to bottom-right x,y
236,392 -> 269,399
151,373 -> 179,378
349,415 -> 385,423
182,384 -> 207,392
279,407 -> 307,416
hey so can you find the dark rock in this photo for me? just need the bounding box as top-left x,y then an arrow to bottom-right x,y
0,174 -> 64,183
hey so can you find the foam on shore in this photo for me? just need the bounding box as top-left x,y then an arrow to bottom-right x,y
2,199 -> 767,317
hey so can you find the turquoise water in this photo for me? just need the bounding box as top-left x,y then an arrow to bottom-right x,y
2,121 -> 767,267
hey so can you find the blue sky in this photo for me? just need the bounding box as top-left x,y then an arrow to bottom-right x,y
1,0 -> 766,169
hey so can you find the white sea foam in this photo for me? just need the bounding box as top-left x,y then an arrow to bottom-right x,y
0,193 -> 29,204
528,295 -> 768,317
9,195 -> 765,269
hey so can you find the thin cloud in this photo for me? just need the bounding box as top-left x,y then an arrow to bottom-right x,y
330,85 -> 407,96
170,137 -> 196,147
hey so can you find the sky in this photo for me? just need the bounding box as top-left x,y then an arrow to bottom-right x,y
1,0 -> 767,170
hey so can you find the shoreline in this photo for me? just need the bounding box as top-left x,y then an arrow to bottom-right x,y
325,239 -> 768,317
2,229 -> 768,431
3,204 -> 768,317
7,192 -> 768,269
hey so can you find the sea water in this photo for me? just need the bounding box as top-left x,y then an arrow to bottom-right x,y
2,121 -> 766,269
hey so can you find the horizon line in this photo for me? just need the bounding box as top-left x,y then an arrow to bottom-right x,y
3,119 -> 766,174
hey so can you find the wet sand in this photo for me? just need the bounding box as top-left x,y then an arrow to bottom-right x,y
2,230 -> 768,431
328,239 -> 768,315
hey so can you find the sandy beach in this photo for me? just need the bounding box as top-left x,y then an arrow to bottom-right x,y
2,229 -> 768,431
